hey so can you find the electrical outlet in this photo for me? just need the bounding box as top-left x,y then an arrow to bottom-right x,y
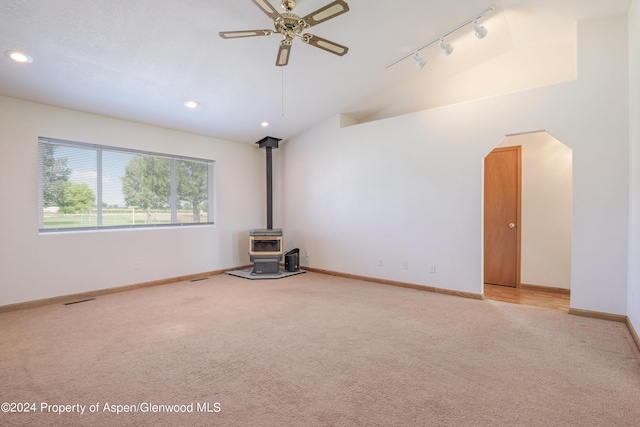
402,261 -> 408,270
378,258 -> 384,267
134,261 -> 140,271
429,264 -> 436,273
304,249 -> 310,258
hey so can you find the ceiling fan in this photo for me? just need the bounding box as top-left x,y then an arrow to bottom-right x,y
219,0 -> 350,66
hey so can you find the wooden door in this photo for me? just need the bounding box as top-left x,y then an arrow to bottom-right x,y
484,146 -> 521,287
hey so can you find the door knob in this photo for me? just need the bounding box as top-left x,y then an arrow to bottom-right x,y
508,223 -> 515,229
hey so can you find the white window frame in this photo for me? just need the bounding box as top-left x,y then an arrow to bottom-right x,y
38,137 -> 215,232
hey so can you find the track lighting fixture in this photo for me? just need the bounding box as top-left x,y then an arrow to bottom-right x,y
386,4 -> 494,69
438,38 -> 453,56
412,52 -> 426,69
473,20 -> 488,39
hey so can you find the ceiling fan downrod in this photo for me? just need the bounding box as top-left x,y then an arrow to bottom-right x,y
281,0 -> 296,12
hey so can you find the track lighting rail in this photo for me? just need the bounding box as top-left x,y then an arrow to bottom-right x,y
386,4 -> 495,69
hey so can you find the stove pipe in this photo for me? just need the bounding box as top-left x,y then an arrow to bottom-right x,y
256,136 -> 281,230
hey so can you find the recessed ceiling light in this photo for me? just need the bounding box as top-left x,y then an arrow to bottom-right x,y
4,50 -> 33,63
260,121 -> 270,127
184,100 -> 199,109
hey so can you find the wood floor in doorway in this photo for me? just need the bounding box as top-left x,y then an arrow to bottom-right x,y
484,284 -> 570,312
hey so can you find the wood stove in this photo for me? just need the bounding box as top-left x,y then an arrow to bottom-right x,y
249,228 -> 283,274
250,136 -> 283,275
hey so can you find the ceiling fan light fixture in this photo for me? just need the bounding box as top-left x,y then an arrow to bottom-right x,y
4,50 -> 33,63
438,39 -> 453,56
412,52 -> 426,69
473,20 -> 488,39
219,0 -> 350,66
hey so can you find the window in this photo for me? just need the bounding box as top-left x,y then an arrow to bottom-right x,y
38,137 -> 215,232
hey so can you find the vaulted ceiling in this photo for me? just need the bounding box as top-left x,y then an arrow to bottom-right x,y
0,0 -> 631,144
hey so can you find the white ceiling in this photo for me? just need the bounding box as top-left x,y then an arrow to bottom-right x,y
0,0 -> 631,144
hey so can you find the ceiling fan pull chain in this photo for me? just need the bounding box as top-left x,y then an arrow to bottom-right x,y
282,67 -> 285,117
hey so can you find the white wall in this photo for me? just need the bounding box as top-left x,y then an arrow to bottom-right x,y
628,0 -> 640,330
0,96 -> 266,306
282,15 -> 629,314
497,133 -> 572,290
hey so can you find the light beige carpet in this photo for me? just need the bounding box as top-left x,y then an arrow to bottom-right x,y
1,272 -> 639,426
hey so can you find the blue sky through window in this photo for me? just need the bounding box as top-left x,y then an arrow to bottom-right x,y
57,145 -> 132,207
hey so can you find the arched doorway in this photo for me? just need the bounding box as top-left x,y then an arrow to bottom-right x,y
483,131 -> 572,309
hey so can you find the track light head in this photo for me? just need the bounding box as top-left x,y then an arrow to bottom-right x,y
438,38 -> 453,56
473,20 -> 488,39
412,52 -> 426,69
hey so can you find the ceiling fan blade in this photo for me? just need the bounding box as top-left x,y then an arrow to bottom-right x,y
219,29 -> 274,39
300,0 -> 349,28
302,34 -> 348,56
251,0 -> 281,21
276,40 -> 292,66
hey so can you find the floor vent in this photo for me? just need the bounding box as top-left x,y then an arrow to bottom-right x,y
64,298 -> 96,306
190,278 -> 209,282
